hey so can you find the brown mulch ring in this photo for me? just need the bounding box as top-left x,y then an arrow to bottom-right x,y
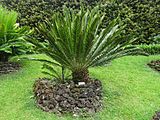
33,78 -> 103,116
0,62 -> 21,75
147,60 -> 160,72
152,111 -> 160,120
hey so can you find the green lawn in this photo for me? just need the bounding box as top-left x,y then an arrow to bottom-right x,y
0,54 -> 160,120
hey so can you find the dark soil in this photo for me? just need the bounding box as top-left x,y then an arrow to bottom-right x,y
147,60 -> 160,72
0,51 -> 10,62
152,111 -> 160,120
0,62 -> 21,75
33,78 -> 103,116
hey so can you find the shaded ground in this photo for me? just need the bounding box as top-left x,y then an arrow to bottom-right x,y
148,60 -> 160,72
0,62 -> 21,75
0,54 -> 160,120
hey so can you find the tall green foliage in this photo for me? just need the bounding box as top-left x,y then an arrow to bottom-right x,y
102,0 -> 160,44
1,0 -> 159,44
0,6 -> 32,62
138,44 -> 160,55
0,0 -> 100,41
28,6 -> 146,82
1,0 -> 99,28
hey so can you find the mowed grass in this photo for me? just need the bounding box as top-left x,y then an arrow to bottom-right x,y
0,54 -> 160,120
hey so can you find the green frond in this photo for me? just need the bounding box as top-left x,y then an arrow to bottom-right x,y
0,6 -> 32,56
27,5 -> 146,77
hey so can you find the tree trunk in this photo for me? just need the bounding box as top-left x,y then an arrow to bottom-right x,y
72,69 -> 90,83
0,52 -> 10,62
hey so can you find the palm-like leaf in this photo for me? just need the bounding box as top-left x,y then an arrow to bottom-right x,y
0,6 -> 32,62
29,5 -> 147,82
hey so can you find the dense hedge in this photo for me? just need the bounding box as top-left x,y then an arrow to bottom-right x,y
1,0 -> 159,44
122,0 -> 159,44
0,0 -> 100,40
0,0 -> 100,28
137,44 -> 160,55
102,0 -> 160,44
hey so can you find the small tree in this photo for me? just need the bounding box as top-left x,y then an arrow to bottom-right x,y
28,6 -> 146,83
0,6 -> 32,62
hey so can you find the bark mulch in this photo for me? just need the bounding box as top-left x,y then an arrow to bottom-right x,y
147,60 -> 160,72
0,62 -> 21,75
33,78 -> 103,116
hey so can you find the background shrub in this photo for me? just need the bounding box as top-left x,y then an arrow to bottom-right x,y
137,44 -> 160,55
102,0 -> 160,44
0,6 -> 31,62
0,0 -> 99,28
1,0 -> 159,44
0,0 -> 100,41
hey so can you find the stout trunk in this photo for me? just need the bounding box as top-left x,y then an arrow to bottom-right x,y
72,69 -> 90,83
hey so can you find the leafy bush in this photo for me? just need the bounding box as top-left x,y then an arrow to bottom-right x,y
27,6 -> 146,82
1,0 -> 99,28
0,0 -> 100,41
153,35 -> 160,44
137,44 -> 160,55
1,0 -> 159,44
0,6 -> 32,62
102,0 -> 160,44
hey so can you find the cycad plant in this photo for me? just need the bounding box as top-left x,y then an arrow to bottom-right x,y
0,6 -> 31,62
29,6 -> 146,83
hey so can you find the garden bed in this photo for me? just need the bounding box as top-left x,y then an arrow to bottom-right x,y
33,78 -> 103,116
147,60 -> 160,72
0,55 -> 160,119
0,62 -> 21,75
152,111 -> 160,120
